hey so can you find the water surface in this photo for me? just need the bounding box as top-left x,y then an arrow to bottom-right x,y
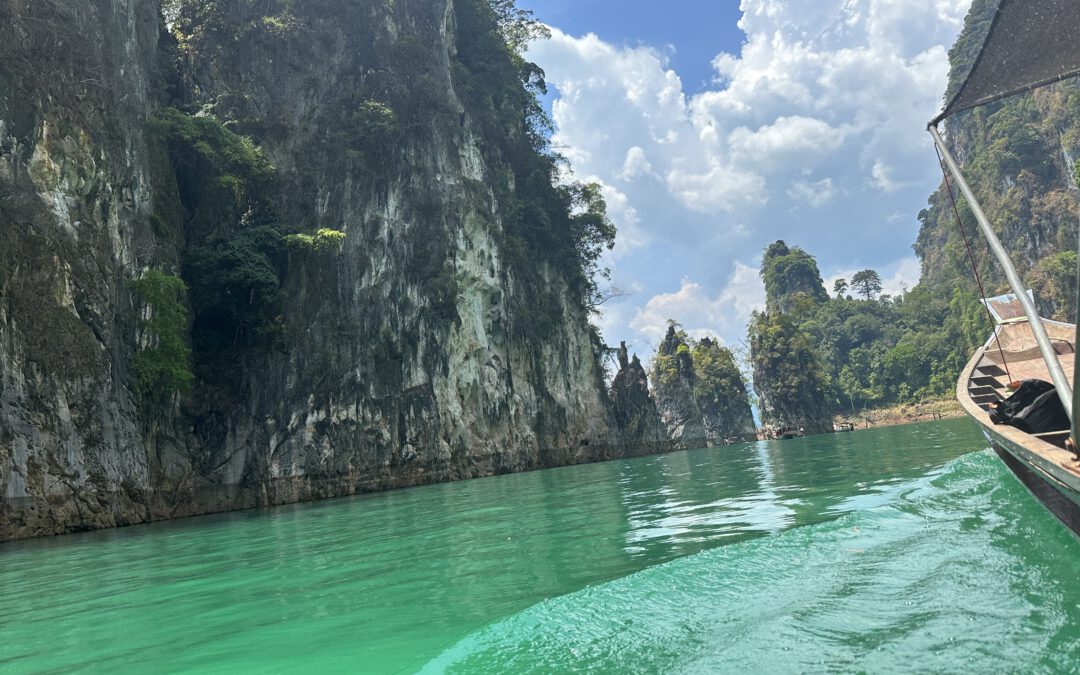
3,419 -> 1079,672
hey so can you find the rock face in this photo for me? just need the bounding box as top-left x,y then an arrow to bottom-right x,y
748,312 -> 833,436
652,327 -> 707,443
652,326 -> 756,446
609,343 -> 665,444
691,338 -> 757,443
0,0 -> 659,542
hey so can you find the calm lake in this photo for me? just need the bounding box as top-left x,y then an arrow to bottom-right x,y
3,418 -> 1079,672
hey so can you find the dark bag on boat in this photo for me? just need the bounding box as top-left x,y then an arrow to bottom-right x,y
1009,388 -> 1070,435
989,379 -> 1054,425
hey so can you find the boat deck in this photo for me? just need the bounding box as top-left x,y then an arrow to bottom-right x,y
958,319 -> 1080,489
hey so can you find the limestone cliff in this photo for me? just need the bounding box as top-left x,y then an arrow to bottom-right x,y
609,342 -> 664,444
691,338 -> 756,443
652,325 -> 755,446
748,312 -> 833,436
0,0 -> 657,542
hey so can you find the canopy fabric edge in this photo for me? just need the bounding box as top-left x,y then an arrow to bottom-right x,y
929,0 -> 1080,127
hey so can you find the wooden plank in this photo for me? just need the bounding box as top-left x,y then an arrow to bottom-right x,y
976,364 -> 1008,377
981,340 -> 1074,365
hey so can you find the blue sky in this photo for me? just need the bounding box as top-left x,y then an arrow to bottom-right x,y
520,0 -> 746,94
518,0 -> 971,364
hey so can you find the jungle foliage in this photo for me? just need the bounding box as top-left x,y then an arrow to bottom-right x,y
760,240 -> 829,314
750,240 -> 989,417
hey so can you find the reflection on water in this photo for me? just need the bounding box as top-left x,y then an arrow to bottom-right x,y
0,419 -> 1021,673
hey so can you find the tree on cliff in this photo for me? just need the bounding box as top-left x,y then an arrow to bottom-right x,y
833,278 -> 848,298
850,269 -> 882,300
761,240 -> 829,314
565,182 -> 617,312
489,0 -> 550,54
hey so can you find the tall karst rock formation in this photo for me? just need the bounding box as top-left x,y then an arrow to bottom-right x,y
0,0 -> 660,541
749,241 -> 833,435
608,342 -> 665,445
651,325 -> 756,446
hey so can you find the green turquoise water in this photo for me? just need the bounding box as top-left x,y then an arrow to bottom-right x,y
3,418 -> 1080,673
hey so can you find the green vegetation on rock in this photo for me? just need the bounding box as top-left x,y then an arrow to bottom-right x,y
749,309 -> 832,433
131,270 -> 193,400
652,323 -> 755,443
285,228 -> 346,253
761,240 -> 829,314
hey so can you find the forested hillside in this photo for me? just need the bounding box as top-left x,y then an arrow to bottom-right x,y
749,241 -> 984,420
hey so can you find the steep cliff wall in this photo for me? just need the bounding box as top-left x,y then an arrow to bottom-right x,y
691,338 -> 756,443
1,0 -> 168,538
0,0 -> 650,542
749,312 -> 833,436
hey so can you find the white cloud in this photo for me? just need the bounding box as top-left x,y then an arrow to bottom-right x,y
629,261 -> 765,348
728,116 -> 846,170
787,177 -> 836,207
666,164 -> 768,213
596,182 -> 648,256
619,146 -> 655,181
529,0 -> 966,213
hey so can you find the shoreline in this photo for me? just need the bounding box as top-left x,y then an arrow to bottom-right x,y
832,398 -> 965,431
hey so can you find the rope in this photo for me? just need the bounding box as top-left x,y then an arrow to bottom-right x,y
934,140 -> 1012,382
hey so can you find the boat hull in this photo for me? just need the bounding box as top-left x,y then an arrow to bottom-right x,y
956,319 -> 1080,539
980,427 -> 1080,537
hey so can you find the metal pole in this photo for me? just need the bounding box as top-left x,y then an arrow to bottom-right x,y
929,125 -> 1073,420
1073,198 -> 1080,445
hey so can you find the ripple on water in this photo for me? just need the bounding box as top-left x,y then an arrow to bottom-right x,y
423,452 -> 1080,674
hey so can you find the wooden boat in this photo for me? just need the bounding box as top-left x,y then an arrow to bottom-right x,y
957,315 -> 1080,535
